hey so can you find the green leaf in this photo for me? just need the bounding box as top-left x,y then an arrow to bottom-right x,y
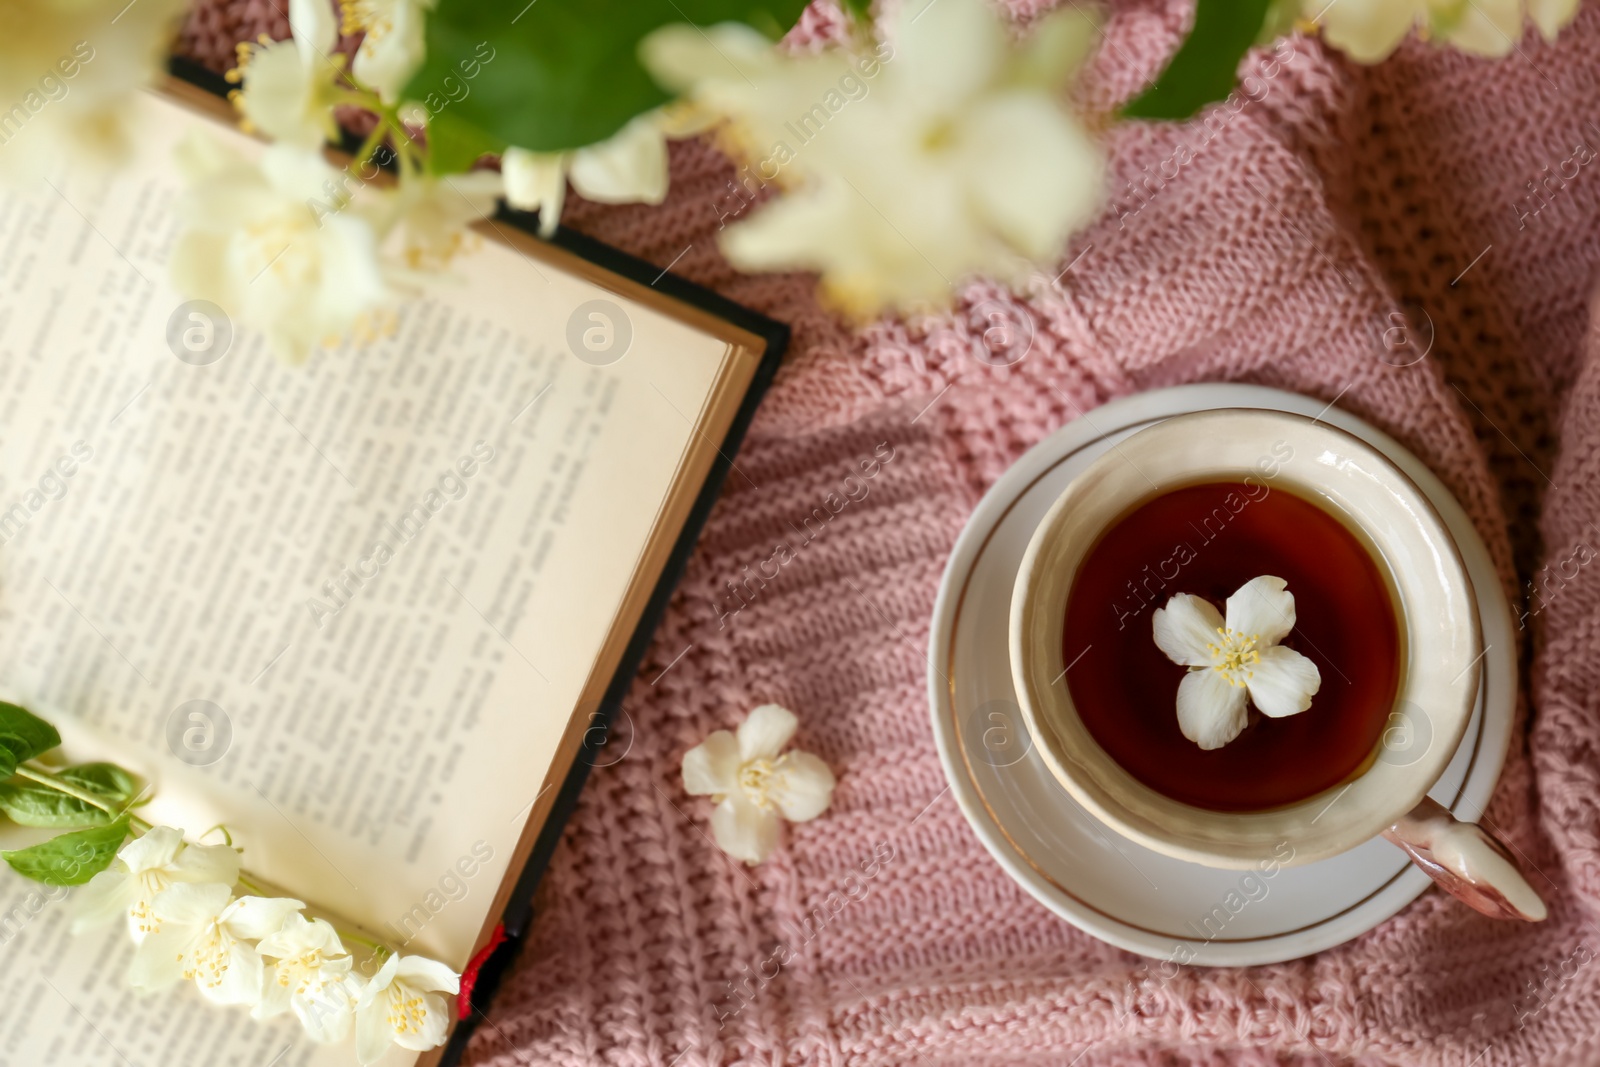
0,784 -> 103,828
57,763 -> 140,803
0,763 -> 141,828
404,0 -> 811,156
2,816 -> 130,886
0,703 -> 62,778
1122,0 -> 1274,121
839,0 -> 871,18
426,110 -> 507,176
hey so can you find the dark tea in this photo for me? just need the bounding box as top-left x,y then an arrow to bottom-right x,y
1061,481 -> 1401,811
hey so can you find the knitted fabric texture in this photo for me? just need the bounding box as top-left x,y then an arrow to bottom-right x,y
181,2 -> 1600,1064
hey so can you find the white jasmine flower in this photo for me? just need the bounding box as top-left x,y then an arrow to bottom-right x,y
377,170 -> 503,269
170,133 -> 393,361
129,884 -> 304,1006
0,0 -> 186,180
354,951 -> 459,1064
343,0 -> 438,105
502,111 -> 674,237
254,912 -> 357,1043
642,0 -> 1103,319
682,704 -> 835,865
71,826 -> 240,942
1308,0 -> 1578,63
229,0 -> 348,148
1152,576 -> 1322,750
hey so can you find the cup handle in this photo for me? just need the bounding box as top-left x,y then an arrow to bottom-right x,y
1381,797 -> 1547,921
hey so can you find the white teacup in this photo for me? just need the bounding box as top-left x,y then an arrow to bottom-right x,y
1010,409 -> 1544,921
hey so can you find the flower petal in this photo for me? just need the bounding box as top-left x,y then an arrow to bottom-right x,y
357,951 -> 401,1007
1013,7 -> 1098,90
1245,645 -> 1322,718
1440,0 -> 1520,57
119,826 -> 183,872
1176,669 -> 1249,750
297,980 -> 355,1043
236,41 -> 320,148
682,730 -> 740,796
128,926 -> 189,991
289,0 -> 338,61
770,752 -> 835,823
961,92 -> 1102,262
1318,0 -> 1419,64
221,896 -> 306,941
1152,594 -> 1224,667
501,147 -> 568,237
718,186 -> 853,273
171,839 -> 241,887
252,965 -> 293,1019
254,914 -> 304,959
638,22 -> 773,95
1529,0 -> 1581,39
152,881 -> 231,924
893,0 -> 1007,116
305,916 -> 347,956
257,911 -> 344,958
1224,575 -> 1296,646
569,114 -> 669,205
736,703 -> 798,762
196,937 -> 265,1006
356,995 -> 394,1066
709,794 -> 780,865
395,954 -> 461,994
352,0 -> 429,104
70,868 -> 131,933
393,991 -> 451,1051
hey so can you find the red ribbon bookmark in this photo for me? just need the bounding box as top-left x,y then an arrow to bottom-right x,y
458,923 -> 509,1020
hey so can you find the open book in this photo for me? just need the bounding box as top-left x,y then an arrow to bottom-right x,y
0,65 -> 783,1067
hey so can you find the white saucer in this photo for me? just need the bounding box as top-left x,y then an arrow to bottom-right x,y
927,384 -> 1515,966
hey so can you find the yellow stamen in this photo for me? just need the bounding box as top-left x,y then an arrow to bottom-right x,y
738,758 -> 780,810
1208,627 -> 1262,688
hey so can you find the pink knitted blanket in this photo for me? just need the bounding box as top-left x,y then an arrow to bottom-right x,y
181,1 -> 1600,1063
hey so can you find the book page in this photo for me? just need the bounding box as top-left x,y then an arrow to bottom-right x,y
0,89 -> 736,1065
